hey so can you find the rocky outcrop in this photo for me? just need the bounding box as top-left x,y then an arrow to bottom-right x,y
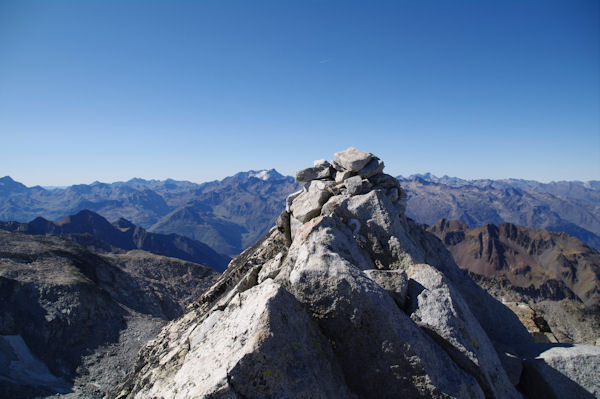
0,230 -> 218,397
519,345 -> 600,398
113,148 -> 597,398
428,219 -> 600,308
429,219 -> 600,345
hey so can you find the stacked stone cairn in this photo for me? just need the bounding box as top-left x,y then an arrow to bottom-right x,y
277,147 -> 407,245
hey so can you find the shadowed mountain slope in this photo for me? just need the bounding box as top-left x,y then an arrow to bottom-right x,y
0,230 -> 219,398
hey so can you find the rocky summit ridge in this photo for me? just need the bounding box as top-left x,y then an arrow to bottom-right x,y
113,148 -> 600,399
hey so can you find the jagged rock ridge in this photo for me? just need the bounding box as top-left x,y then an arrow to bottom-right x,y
114,148 -> 600,399
398,174 -> 600,250
428,219 -> 600,345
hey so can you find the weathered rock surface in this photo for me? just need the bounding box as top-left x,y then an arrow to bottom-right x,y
295,161 -> 333,182
0,230 -> 218,398
289,182 -> 332,223
519,345 -> 600,398
334,147 -> 374,171
406,263 -> 519,398
113,149 -> 597,398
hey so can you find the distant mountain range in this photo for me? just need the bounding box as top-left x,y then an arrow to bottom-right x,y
0,170 -> 300,256
398,174 -> 600,249
1,172 -> 599,255
0,209 -> 230,272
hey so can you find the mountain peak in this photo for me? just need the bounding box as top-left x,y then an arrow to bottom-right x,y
116,148 -> 554,398
246,168 -> 284,181
0,176 -> 28,193
56,209 -> 112,228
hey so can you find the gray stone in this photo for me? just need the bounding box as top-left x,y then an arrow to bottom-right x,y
313,158 -> 329,168
295,164 -> 333,182
283,216 -> 485,398
334,147 -> 374,172
344,175 -> 367,196
285,189 -> 303,213
117,280 -> 355,398
369,173 -> 400,189
290,183 -> 332,223
520,345 -> 600,398
320,194 -> 349,217
335,190 -> 426,268
358,158 -> 385,178
364,269 -> 408,308
257,253 -> 284,284
275,210 -> 291,246
335,169 -> 355,183
330,159 -> 345,171
407,263 -> 521,399
289,214 -> 302,242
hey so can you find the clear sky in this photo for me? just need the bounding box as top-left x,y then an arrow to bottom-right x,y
1,0 -> 599,186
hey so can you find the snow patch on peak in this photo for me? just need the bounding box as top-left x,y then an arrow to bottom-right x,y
248,169 -> 282,181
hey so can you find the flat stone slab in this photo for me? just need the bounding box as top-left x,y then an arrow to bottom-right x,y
334,147 -> 374,172
296,164 -> 333,182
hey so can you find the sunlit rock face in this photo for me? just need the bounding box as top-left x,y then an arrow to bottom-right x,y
113,148 -> 599,399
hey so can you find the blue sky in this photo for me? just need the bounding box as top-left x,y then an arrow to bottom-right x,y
1,0 -> 599,186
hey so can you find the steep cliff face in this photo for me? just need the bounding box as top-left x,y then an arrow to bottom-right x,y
428,219 -> 600,308
113,149 -> 600,399
428,219 -> 600,346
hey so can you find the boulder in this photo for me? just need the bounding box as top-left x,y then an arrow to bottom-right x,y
295,164 -> 333,182
358,158 -> 385,178
520,345 -> 600,398
114,280 -> 355,398
363,269 -> 408,308
335,169 -> 355,183
369,173 -> 400,189
285,189 -> 303,213
406,263 -> 522,399
334,147 -> 374,172
313,158 -> 329,168
344,175 -> 371,196
289,183 -> 332,223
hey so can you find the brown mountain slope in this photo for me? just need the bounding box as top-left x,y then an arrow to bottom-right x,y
428,219 -> 600,308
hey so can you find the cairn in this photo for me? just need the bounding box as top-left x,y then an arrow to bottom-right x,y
277,147 -> 407,245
